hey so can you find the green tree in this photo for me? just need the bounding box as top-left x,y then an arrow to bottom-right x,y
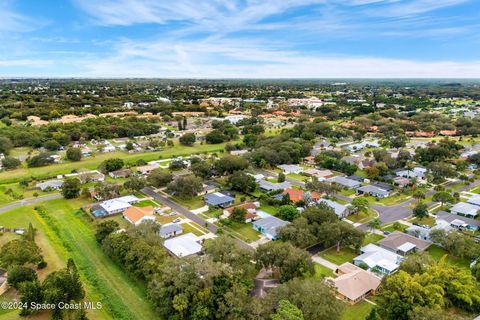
147,169 -> 173,187
277,205 -> 299,221
1,156 -> 21,170
0,136 -> 13,155
62,178 -> 81,199
166,175 -> 203,199
99,158 -> 124,173
270,300 -> 304,320
265,278 -> 344,320
228,171 -> 256,192
413,190 -> 426,203
351,197 -> 370,213
432,191 -> 454,209
412,202 -> 429,219
255,241 -> 314,282
179,133 -> 196,146
0,240 -> 43,268
230,207 -> 247,223
95,220 -> 120,243
319,221 -> 365,252
66,147 -> 82,161
367,218 -> 381,232
7,266 -> 38,289
123,176 -> 146,191
18,280 -> 44,316
278,172 -> 286,183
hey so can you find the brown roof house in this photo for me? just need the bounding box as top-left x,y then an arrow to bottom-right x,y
123,206 -> 156,226
331,263 -> 381,304
378,231 -> 431,256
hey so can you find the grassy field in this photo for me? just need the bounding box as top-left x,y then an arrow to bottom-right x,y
222,221 -> 261,243
0,142 -> 230,184
382,222 -> 409,233
313,263 -> 335,279
346,209 -> 378,223
0,198 -> 157,320
171,195 -> 205,210
319,247 -> 358,265
0,182 -> 57,206
410,215 -> 436,227
341,301 -> 374,320
362,233 -> 384,246
427,245 -> 471,269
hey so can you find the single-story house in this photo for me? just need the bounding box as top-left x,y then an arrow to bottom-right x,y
328,176 -> 361,189
303,156 -> 316,165
91,195 -> 139,217
252,216 -> 290,240
436,211 -> 480,231
283,188 -> 321,203
393,176 -> 411,188
204,192 -> 235,208
137,164 -> 160,175
223,202 -> 260,222
406,220 -> 453,241
466,195 -> 480,207
163,233 -> 202,257
302,168 -> 334,180
36,180 -> 64,191
109,169 -> 132,179
378,231 -> 431,256
258,180 -> 291,192
354,244 -> 402,275
342,155 -> 364,166
357,185 -> 390,198
396,167 -> 427,180
318,198 -> 351,218
278,164 -> 302,174
359,159 -> 377,170
77,171 -> 105,183
332,263 -> 381,304
248,173 -> 265,182
449,202 -> 479,218
159,223 -> 184,239
123,206 -> 156,226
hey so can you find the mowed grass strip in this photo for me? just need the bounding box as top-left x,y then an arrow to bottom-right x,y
0,142 -> 230,184
35,199 -> 157,320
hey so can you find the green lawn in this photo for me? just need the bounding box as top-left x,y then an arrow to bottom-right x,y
313,263 -> 335,279
171,195 -> 205,210
286,173 -> 308,182
134,199 -> 159,207
346,209 -> 377,223
258,202 -> 278,215
340,189 -> 356,196
180,222 -> 207,236
0,198 -> 157,320
0,182 -> 57,206
426,245 -> 471,269
382,222 -> 409,233
222,221 -> 261,243
410,215 -> 436,227
0,142 -> 231,184
362,233 -> 384,246
319,247 -> 358,265
341,301 -> 374,320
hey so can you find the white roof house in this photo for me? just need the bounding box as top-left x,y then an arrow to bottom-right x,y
163,233 -> 202,257
450,202 -> 479,218
328,176 -> 361,189
396,167 -> 427,180
36,180 -> 64,191
278,164 -> 302,174
318,198 -> 350,218
466,195 -> 480,207
97,195 -> 140,215
354,244 -> 402,275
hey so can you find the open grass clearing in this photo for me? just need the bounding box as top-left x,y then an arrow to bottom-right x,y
341,301 -> 374,320
381,222 -> 409,233
313,263 -> 335,279
362,233 -> 384,246
12,198 -> 157,320
426,245 -> 471,270
410,215 -> 436,227
170,195 -> 205,210
319,247 -> 358,266
221,221 -> 261,243
346,209 -> 378,223
0,142 -> 231,184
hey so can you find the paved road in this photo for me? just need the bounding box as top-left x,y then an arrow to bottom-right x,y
0,194 -> 62,213
142,187 -> 218,233
141,187 -> 253,251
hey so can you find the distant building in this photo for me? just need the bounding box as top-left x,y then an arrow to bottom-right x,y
318,198 -> 351,218
328,176 -> 361,189
204,192 -> 235,208
36,180 -> 64,191
159,223 -> 184,239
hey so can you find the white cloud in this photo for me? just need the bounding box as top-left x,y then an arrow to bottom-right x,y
62,37 -> 480,78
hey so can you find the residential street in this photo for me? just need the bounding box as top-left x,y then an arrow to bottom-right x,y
0,193 -> 62,213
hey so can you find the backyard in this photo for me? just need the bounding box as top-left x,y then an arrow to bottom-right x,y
319,246 -> 358,265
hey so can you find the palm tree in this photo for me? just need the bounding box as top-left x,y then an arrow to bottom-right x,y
367,218 -> 381,233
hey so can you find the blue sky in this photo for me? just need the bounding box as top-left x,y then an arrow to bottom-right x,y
0,0 -> 479,78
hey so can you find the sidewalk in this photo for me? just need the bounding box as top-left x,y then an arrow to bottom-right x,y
312,255 -> 339,271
